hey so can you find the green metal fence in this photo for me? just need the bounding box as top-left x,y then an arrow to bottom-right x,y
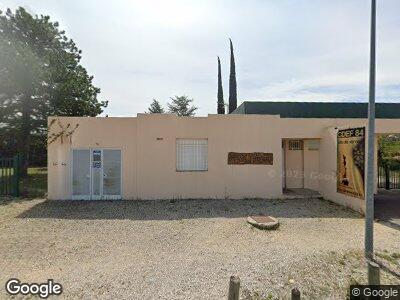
0,154 -> 20,197
378,166 -> 400,190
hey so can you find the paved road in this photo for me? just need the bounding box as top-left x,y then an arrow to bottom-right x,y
375,190 -> 400,229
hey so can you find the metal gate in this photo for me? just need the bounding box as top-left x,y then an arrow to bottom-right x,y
0,155 -> 20,197
378,166 -> 400,190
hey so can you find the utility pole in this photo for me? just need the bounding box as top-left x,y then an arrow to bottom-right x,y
365,0 -> 376,260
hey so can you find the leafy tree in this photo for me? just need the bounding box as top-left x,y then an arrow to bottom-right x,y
379,134 -> 400,170
378,134 -> 400,189
167,96 -> 197,116
217,56 -> 225,114
147,99 -> 165,113
228,38 -> 237,113
0,7 -> 107,174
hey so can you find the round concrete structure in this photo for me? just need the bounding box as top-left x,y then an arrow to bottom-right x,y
247,215 -> 279,230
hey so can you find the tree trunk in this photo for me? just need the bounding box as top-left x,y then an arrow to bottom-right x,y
18,93 -> 32,177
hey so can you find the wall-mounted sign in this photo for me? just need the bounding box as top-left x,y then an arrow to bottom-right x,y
228,152 -> 273,165
93,161 -> 101,168
337,127 -> 365,199
93,150 -> 101,161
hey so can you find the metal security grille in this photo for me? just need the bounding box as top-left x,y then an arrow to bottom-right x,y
176,139 -> 208,171
288,140 -> 303,150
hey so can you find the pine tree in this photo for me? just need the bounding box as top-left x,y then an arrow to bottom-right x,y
147,99 -> 165,113
217,56 -> 225,114
0,8 -> 107,175
167,96 -> 197,116
228,38 -> 237,113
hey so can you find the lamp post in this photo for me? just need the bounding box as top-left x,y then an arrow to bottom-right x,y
365,0 -> 376,260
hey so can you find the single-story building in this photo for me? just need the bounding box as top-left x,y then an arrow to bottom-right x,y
48,101 -> 400,213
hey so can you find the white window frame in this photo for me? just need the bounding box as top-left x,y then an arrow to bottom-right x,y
176,139 -> 208,172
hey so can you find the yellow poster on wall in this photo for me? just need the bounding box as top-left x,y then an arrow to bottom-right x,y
337,127 -> 365,200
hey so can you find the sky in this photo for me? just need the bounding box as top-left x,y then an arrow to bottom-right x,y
1,0 -> 400,116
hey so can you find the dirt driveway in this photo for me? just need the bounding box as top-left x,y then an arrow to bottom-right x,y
0,198 -> 399,299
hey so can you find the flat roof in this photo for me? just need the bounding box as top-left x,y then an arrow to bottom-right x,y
232,101 -> 400,118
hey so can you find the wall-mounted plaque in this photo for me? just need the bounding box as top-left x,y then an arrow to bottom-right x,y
228,152 -> 273,165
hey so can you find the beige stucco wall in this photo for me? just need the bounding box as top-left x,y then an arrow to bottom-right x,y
48,117 -> 138,200
48,114 -> 283,200
48,114 -> 400,214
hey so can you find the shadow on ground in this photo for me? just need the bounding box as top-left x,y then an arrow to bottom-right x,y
374,258 -> 400,279
17,198 -> 361,221
0,197 -> 38,206
375,190 -> 400,231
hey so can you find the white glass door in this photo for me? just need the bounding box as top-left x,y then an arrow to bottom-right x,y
72,149 -> 122,200
102,149 -> 122,200
72,150 -> 91,200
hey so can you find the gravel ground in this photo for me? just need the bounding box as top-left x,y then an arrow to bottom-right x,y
0,197 -> 399,299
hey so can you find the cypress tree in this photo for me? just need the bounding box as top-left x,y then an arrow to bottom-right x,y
228,38 -> 237,113
217,56 -> 225,114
